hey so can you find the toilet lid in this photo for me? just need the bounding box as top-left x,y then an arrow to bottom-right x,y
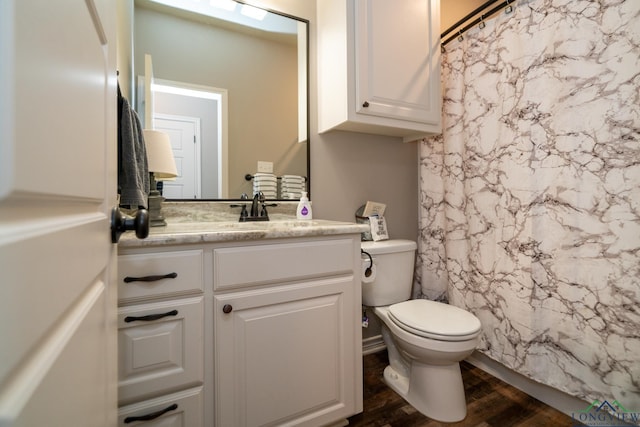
388,299 -> 481,341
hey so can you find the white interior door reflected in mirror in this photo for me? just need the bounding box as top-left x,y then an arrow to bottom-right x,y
155,114 -> 202,199
138,75 -> 230,199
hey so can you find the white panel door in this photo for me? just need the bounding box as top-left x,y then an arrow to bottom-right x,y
154,115 -> 201,199
0,1 -> 117,425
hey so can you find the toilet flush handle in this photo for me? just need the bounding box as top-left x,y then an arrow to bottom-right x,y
361,249 -> 373,277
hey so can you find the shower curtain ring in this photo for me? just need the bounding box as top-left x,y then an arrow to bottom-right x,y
479,15 -> 486,29
457,30 -> 464,42
505,0 -> 514,14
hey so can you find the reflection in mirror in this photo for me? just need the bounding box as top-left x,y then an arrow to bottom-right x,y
134,0 -> 309,200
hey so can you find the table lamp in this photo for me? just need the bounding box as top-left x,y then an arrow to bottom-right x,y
143,129 -> 177,226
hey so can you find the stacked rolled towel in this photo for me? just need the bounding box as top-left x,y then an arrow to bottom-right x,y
253,173 -> 277,199
280,175 -> 305,199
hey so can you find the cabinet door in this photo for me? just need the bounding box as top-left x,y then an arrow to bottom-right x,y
214,277 -> 359,427
355,0 -> 440,125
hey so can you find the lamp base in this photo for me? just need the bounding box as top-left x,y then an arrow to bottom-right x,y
148,191 -> 166,227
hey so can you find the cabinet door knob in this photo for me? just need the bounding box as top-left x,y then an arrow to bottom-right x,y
362,101 -> 370,108
222,304 -> 233,314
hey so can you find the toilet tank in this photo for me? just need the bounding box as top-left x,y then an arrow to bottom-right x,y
361,239 -> 417,306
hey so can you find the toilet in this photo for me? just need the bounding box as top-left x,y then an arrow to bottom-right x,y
361,239 -> 481,422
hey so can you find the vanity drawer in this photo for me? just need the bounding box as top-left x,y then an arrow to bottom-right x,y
118,250 -> 204,302
118,386 -> 203,427
213,238 -> 356,291
118,296 -> 204,405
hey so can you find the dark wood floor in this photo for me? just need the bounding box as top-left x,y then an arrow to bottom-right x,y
347,351 -> 576,427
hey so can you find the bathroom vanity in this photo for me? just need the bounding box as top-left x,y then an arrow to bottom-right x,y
117,218 -> 367,426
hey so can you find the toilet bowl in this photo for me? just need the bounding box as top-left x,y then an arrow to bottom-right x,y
374,301 -> 480,422
361,240 -> 481,422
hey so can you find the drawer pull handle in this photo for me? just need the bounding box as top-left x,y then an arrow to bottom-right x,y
223,304 -> 233,314
124,403 -> 178,423
124,310 -> 178,323
124,272 -> 178,283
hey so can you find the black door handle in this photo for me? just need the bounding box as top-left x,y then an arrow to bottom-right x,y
111,207 -> 149,243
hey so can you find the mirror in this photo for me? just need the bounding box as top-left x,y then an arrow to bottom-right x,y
133,0 -> 309,200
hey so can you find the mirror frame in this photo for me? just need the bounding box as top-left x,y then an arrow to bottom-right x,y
135,0 -> 310,202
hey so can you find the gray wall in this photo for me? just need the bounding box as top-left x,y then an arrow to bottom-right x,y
312,131 -> 419,241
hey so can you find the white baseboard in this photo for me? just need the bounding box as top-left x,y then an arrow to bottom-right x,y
362,335 -> 386,355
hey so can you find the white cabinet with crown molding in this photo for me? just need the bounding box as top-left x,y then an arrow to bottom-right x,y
318,0 -> 442,142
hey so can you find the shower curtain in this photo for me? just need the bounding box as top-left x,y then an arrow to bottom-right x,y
419,0 -> 640,412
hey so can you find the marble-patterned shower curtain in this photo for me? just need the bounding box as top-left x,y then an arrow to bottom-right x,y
419,0 -> 640,411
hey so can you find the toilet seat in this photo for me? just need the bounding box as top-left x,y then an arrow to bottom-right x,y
388,299 -> 481,342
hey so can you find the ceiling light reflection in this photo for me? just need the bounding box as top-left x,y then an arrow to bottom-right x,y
241,4 -> 267,20
209,0 -> 237,11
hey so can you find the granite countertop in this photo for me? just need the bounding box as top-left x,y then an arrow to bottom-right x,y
118,202 -> 368,248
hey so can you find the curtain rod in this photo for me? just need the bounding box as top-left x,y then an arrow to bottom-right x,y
441,0 -> 515,47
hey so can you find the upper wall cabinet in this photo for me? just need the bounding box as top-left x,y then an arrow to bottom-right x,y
318,0 -> 442,142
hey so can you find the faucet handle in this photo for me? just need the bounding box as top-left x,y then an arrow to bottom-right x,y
260,203 -> 277,218
230,203 -> 248,220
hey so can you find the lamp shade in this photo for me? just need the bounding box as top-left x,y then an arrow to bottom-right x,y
143,129 -> 178,179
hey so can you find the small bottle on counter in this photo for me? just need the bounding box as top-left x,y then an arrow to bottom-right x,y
296,191 -> 312,220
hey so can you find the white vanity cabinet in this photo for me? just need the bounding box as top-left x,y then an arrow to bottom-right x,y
318,0 -> 441,141
116,249 -> 205,426
118,230 -> 363,427
213,236 -> 363,426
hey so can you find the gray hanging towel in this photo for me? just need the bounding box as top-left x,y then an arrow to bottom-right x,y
118,88 -> 149,209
